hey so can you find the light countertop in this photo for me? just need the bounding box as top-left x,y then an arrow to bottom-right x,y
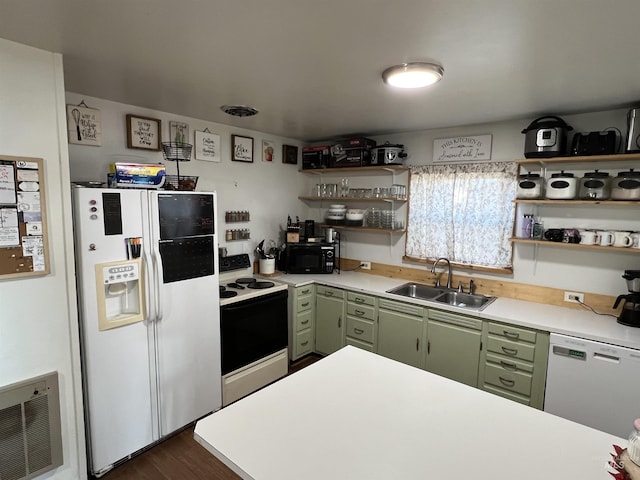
270,271 -> 640,350
195,346 -> 624,480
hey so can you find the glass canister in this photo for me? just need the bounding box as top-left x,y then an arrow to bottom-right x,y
517,173 -> 544,199
578,170 -> 611,200
545,170 -> 578,200
611,168 -> 640,200
629,418 -> 640,466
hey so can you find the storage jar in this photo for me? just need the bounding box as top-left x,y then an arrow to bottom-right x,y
628,418 -> 640,466
517,173 -> 544,199
578,170 -> 611,200
545,171 -> 578,200
611,169 -> 640,200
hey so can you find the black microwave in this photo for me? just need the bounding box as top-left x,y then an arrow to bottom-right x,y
285,243 -> 334,274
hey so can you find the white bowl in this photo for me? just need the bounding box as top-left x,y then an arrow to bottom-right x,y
329,204 -> 346,210
346,212 -> 364,221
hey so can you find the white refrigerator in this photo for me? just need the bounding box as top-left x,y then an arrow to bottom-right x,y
72,186 -> 221,476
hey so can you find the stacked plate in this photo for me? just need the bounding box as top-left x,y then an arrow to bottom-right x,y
325,204 -> 347,225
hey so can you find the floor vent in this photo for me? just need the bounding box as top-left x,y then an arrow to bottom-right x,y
0,372 -> 63,480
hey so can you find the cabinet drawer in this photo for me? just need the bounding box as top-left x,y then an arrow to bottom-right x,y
346,337 -> 374,352
346,291 -> 376,307
428,309 -> 482,330
295,310 -> 313,332
485,353 -> 533,374
296,295 -> 313,313
316,285 -> 344,299
295,330 -> 313,356
346,317 -> 375,343
487,322 -> 537,344
296,285 -> 315,297
378,298 -> 424,318
483,362 -> 533,397
346,302 -> 375,321
482,384 -> 530,406
486,335 -> 536,362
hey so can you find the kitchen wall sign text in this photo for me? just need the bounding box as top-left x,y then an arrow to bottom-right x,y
433,134 -> 492,163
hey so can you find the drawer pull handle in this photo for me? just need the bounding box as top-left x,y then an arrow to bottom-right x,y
301,319 -> 309,325
499,376 -> 515,387
500,361 -> 517,371
355,297 -> 365,304
355,309 -> 365,316
301,289 -> 310,294
301,302 -> 310,307
416,338 -> 420,351
301,341 -> 309,346
503,330 -> 520,340
501,346 -> 518,356
338,316 -> 341,328
354,328 -> 364,335
326,291 -> 334,297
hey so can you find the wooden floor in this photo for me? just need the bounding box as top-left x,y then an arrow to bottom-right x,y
99,354 -> 322,480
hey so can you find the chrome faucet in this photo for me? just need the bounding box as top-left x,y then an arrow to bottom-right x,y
430,257 -> 452,289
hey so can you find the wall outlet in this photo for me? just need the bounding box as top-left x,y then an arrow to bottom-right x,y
360,261 -> 371,270
564,291 -> 584,303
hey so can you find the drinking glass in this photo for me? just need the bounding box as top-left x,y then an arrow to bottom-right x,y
340,178 -> 349,197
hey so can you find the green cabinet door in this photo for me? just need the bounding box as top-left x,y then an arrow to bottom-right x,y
377,301 -> 424,368
315,288 -> 345,356
426,310 -> 482,387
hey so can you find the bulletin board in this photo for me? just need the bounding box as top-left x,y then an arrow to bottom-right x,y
0,155 -> 50,279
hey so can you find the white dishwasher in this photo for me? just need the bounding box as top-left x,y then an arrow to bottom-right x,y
544,333 -> 640,438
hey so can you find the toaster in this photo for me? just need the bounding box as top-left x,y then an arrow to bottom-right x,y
570,131 -> 617,156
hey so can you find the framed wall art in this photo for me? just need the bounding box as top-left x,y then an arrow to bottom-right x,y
232,135 -> 254,163
433,134 -> 492,163
169,121 -> 189,145
66,101 -> 102,146
126,114 -> 161,151
283,144 -> 298,165
195,129 -> 221,162
262,140 -> 275,162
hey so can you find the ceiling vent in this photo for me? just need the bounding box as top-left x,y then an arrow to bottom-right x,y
220,105 -> 259,117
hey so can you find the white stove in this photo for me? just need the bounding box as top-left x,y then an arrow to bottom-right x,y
219,254 -> 288,306
218,254 -> 289,406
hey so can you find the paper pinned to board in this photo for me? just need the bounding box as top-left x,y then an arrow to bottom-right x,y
22,235 -> 43,257
0,208 -> 19,247
17,191 -> 41,212
0,164 -> 16,204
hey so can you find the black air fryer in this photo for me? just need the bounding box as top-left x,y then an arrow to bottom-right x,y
521,116 -> 573,158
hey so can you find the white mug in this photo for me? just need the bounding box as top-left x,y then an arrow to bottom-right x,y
630,232 -> 640,249
597,230 -> 614,246
612,230 -> 633,248
579,230 -> 599,245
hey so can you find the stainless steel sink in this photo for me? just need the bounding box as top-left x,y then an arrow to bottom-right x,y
386,282 -> 446,300
433,291 -> 496,310
386,282 -> 496,311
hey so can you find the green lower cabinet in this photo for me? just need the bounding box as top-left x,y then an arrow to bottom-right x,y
478,321 -> 549,409
377,298 -> 425,368
425,310 -> 482,388
315,286 -> 345,356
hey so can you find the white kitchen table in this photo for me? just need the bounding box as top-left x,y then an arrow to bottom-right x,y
194,346 -> 625,480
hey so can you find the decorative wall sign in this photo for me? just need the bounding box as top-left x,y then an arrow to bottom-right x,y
126,114 -> 161,151
66,102 -> 102,146
232,135 -> 254,163
169,121 -> 189,145
262,140 -> 275,162
283,144 -> 298,165
195,129 -> 221,162
433,134 -> 492,163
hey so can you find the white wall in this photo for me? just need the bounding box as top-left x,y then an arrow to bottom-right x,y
65,93 -> 308,259
353,109 -> 640,296
0,39 -> 85,479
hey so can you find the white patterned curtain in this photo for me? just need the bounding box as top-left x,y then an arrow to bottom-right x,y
406,162 -> 517,269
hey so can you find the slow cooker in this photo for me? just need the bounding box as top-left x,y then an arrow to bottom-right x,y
370,142 -> 407,165
545,171 -> 578,199
517,173 -> 544,199
521,116 -> 573,158
611,169 -> 640,200
578,170 -> 611,200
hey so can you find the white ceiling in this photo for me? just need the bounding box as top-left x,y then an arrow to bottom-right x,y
2,0 -> 640,142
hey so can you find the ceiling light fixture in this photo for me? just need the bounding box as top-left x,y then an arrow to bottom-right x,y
220,105 -> 259,117
382,62 -> 444,89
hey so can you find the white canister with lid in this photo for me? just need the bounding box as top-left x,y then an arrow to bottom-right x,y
611,168 -> 640,200
517,173 -> 544,199
545,170 -> 578,199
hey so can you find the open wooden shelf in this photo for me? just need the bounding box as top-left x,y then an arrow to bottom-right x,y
515,153 -> 640,165
514,199 -> 640,206
319,223 -> 405,234
299,165 -> 409,175
299,196 -> 407,202
510,237 -> 640,253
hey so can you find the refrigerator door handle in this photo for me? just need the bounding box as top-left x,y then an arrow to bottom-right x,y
151,247 -> 163,323
143,250 -> 155,322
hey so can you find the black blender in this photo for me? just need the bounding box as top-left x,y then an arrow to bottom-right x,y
613,270 -> 640,327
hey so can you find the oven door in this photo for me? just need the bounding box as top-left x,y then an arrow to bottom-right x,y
220,289 -> 288,375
